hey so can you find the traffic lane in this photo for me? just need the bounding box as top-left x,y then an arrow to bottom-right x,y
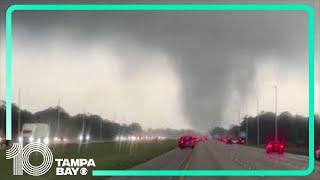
132,147 -> 192,170
221,142 -> 320,172
187,140 -> 244,170
181,140 -> 239,180
224,142 -> 320,180
109,139 -> 320,180
194,140 -> 295,170
108,147 -> 193,180
183,140 -> 267,180
183,140 -> 319,180
215,142 -> 297,170
226,143 -> 308,169
207,140 -> 313,170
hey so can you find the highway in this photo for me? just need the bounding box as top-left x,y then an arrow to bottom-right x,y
109,139 -> 320,180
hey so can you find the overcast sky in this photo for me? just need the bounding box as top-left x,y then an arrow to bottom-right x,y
0,0 -> 319,131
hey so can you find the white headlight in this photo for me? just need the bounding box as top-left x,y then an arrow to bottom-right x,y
86,135 -> 90,141
29,136 -> 34,142
18,137 -> 23,143
44,137 -> 49,145
79,135 -> 83,141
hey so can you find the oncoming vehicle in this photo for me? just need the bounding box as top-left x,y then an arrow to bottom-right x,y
265,140 -> 285,154
54,136 -> 68,144
0,135 -> 5,147
178,136 -> 197,149
316,146 -> 320,161
0,130 -> 5,147
78,133 -> 91,144
19,123 -> 50,145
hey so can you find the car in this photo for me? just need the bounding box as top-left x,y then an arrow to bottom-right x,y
18,123 -> 50,145
53,136 -> 68,144
78,133 -> 90,144
218,136 -> 230,144
236,137 -> 245,144
224,137 -> 233,144
198,135 -> 208,141
178,136 -> 197,149
266,140 -> 285,154
231,139 -> 238,144
220,136 -> 232,144
0,135 -> 5,147
316,146 -> 320,160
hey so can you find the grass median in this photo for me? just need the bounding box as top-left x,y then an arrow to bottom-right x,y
0,140 -> 177,180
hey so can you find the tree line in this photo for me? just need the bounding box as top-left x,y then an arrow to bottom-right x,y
0,102 -> 195,140
0,102 -> 143,140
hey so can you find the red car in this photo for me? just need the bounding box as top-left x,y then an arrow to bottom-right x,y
178,136 -> 197,149
222,136 -> 233,144
198,135 -> 208,141
236,137 -> 245,144
316,146 -> 320,160
266,140 -> 285,154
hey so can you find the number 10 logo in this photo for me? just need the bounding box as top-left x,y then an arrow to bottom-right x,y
6,142 -> 53,176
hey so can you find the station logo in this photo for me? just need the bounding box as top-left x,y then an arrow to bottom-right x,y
55,158 -> 96,176
6,142 -> 53,176
6,142 -> 95,176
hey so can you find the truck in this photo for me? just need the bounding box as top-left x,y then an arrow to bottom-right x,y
19,123 -> 50,145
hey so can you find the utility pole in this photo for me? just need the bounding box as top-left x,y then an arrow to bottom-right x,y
273,86 -> 278,142
257,97 -> 260,147
245,104 -> 248,145
238,110 -> 241,136
82,109 -> 85,137
100,114 -> 103,142
78,108 -> 86,154
57,99 -> 61,136
18,88 -> 21,137
0,59 -> 1,103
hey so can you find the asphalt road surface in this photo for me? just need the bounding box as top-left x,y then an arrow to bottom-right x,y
109,139 -> 320,180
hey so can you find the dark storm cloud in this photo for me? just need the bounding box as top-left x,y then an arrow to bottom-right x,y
0,0 -> 316,130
